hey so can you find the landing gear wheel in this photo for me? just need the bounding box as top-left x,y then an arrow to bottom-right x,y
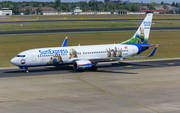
91,66 -> 97,71
25,69 -> 29,73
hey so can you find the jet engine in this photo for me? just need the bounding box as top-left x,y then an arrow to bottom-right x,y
73,60 -> 92,70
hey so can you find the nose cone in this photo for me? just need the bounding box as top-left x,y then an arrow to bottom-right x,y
10,57 -> 18,65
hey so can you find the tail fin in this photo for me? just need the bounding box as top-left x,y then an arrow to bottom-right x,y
122,13 -> 153,44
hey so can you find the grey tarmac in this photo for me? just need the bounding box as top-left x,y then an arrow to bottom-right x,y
0,58 -> 180,113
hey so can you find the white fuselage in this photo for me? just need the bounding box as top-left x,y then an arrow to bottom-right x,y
10,44 -> 139,67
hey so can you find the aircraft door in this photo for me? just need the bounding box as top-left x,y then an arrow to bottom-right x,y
32,52 -> 37,62
133,46 -> 138,55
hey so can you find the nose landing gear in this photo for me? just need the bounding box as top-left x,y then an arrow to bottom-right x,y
25,69 -> 29,73
19,67 -> 29,73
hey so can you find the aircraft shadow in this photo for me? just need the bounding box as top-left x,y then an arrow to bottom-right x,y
3,66 -> 75,74
90,70 -> 137,74
1,62 -> 149,78
98,62 -> 149,68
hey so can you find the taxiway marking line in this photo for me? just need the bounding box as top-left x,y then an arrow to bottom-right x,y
167,63 -> 175,65
77,72 -> 161,113
124,65 -> 132,67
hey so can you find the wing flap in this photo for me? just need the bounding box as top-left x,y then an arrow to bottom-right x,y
70,57 -> 123,62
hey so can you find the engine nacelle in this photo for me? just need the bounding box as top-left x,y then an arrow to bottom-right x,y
73,60 -> 92,70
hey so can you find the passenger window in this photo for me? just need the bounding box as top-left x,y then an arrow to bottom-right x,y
17,55 -> 25,57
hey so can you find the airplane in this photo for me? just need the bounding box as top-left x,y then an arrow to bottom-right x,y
10,13 -> 167,73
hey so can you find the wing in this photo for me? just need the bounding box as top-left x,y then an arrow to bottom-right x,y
69,45 -> 159,63
62,37 -> 68,47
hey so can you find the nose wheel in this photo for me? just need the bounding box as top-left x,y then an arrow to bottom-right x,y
25,69 -> 29,73
19,67 -> 29,73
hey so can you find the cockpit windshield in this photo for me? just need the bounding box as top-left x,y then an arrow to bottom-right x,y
17,55 -> 25,57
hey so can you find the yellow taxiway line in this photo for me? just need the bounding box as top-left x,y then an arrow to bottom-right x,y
77,72 -> 161,113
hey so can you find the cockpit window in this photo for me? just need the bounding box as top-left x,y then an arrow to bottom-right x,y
17,55 -> 25,57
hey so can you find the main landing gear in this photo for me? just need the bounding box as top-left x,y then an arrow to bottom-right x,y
91,62 -> 98,71
91,66 -> 97,71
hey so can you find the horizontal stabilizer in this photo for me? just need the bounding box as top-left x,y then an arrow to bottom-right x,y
148,45 -> 158,57
126,45 -> 159,58
141,43 -> 172,48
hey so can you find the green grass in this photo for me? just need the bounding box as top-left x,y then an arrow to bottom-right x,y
0,21 -> 140,31
0,31 -> 179,67
6,14 -> 180,20
1,14 -> 180,23
0,20 -> 179,31
0,14 -> 179,31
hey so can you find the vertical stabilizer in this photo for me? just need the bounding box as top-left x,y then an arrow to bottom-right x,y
122,13 -> 153,44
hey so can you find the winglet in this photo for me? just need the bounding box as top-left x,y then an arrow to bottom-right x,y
149,45 -> 158,57
62,36 -> 68,47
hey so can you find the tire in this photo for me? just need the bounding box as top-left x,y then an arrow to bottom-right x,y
25,70 -> 29,73
91,66 -> 97,71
